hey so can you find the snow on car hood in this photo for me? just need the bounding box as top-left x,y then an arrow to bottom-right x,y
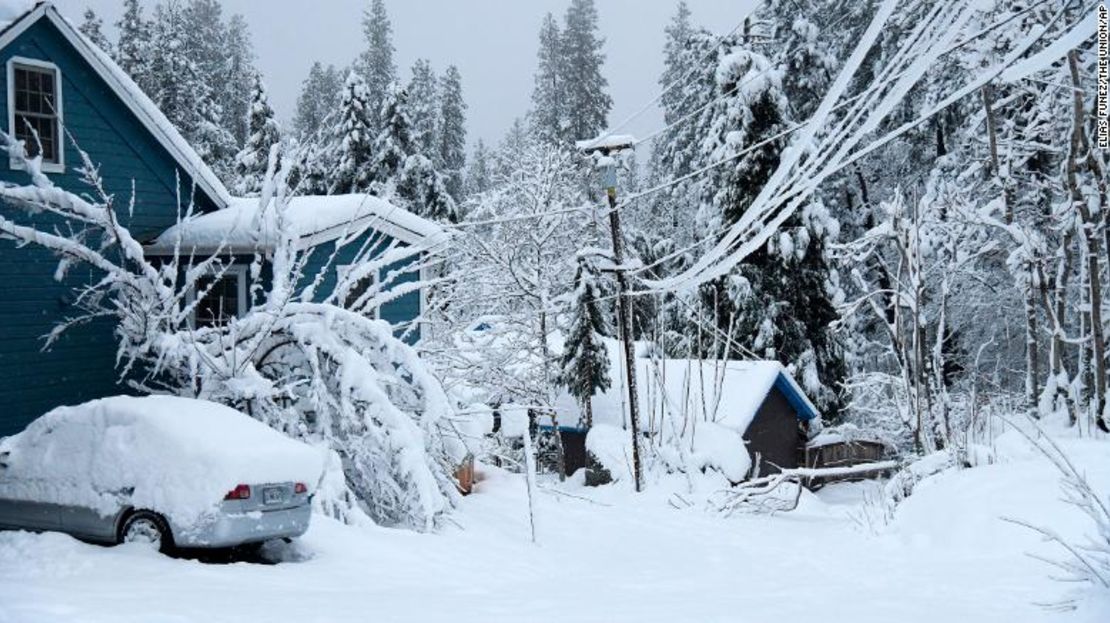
0,396 -> 326,526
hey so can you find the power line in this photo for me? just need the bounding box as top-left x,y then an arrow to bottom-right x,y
600,7 -> 757,141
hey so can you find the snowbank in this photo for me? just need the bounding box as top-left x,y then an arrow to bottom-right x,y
0,396 -> 325,526
585,424 -> 633,481
147,194 -> 447,254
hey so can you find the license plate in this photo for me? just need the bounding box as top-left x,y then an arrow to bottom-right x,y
263,487 -> 285,505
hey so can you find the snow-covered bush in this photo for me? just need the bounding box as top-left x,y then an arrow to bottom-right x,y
0,135 -> 462,530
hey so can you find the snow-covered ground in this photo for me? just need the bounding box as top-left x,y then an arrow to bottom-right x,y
1,431 -> 1108,623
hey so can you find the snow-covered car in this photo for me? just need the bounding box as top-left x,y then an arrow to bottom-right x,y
0,396 -> 325,552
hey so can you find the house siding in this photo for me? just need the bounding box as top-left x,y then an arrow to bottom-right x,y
0,18 -> 219,436
297,231 -> 423,345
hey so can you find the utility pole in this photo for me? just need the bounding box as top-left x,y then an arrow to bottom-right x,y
577,134 -> 643,492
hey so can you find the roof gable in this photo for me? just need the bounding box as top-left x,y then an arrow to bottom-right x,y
146,194 -> 448,256
0,2 -> 231,209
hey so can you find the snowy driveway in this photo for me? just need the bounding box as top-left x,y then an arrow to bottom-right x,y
2,435 -> 1108,623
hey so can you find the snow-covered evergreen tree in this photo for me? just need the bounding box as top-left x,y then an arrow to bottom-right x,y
218,13 -> 257,148
233,73 -> 282,196
358,0 -> 396,130
397,154 -> 458,222
407,59 -> 440,159
192,97 -> 238,182
329,71 -> 377,195
371,84 -> 415,187
658,2 -> 694,127
464,139 -> 492,197
757,1 -> 837,119
79,8 -> 111,54
114,0 -> 150,90
145,2 -> 204,139
294,62 -> 343,140
530,12 -> 564,143
558,257 -> 611,429
437,65 -> 467,202
559,0 -> 612,143
692,43 -> 847,418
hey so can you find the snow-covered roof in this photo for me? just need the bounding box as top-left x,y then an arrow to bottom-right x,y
550,339 -> 819,433
146,194 -> 448,255
0,2 -> 233,208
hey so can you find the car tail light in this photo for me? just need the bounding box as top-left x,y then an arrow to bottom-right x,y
224,484 -> 251,500
294,482 -> 308,494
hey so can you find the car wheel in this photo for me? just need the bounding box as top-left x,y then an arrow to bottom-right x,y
119,511 -> 172,552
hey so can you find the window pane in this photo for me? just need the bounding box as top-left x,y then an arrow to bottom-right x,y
11,66 -> 60,164
194,273 -> 241,328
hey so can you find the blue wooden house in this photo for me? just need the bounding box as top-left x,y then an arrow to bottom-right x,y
0,3 -> 444,436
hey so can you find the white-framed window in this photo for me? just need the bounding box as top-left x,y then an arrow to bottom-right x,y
338,264 -> 379,319
187,265 -> 248,329
7,57 -> 64,173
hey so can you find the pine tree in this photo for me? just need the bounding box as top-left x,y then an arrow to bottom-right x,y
437,65 -> 467,202
371,84 -> 414,186
530,13 -> 564,143
560,0 -> 612,143
193,96 -> 238,182
294,62 -> 343,140
658,2 -> 693,124
233,73 -> 282,196
330,72 -> 377,195
79,8 -> 111,54
696,45 -> 847,418
757,0 -> 837,120
358,0 -> 396,130
397,155 -> 458,222
464,139 -> 492,197
219,13 -> 257,148
558,257 -> 611,429
146,2 -> 204,138
406,59 -> 439,159
115,0 -> 150,89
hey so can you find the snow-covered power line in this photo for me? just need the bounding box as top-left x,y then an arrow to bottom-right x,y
638,0 -> 1085,295
451,0 -> 1066,241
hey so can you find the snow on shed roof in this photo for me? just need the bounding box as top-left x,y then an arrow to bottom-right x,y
146,194 -> 448,255
0,3 -> 233,209
551,339 -> 819,433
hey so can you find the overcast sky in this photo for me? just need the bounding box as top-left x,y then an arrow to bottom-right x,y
51,0 -> 757,150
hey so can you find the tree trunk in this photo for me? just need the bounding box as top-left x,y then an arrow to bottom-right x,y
1066,52 -> 1107,430
981,84 -> 1013,224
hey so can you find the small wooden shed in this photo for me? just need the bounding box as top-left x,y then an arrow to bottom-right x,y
803,429 -> 896,488
548,349 -> 822,483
